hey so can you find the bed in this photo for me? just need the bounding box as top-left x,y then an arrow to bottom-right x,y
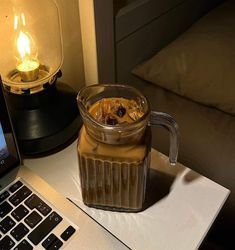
93,0 -> 234,247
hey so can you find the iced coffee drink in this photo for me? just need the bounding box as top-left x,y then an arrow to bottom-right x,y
77,97 -> 151,211
77,84 -> 179,212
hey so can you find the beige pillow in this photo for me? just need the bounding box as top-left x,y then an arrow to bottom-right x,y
132,0 -> 235,115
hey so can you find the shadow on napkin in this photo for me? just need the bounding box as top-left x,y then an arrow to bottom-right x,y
143,168 -> 175,209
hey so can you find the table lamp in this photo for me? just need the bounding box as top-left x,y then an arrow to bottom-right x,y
0,0 -> 81,155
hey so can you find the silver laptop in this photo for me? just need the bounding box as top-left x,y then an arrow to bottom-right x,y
0,79 -> 128,250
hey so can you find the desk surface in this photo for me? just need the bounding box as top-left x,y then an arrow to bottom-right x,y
24,141 -> 230,250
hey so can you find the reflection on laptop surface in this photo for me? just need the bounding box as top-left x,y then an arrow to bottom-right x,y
0,78 -> 128,250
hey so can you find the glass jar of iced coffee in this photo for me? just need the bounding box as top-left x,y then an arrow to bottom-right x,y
77,84 -> 179,212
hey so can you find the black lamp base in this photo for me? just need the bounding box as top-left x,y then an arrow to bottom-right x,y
4,81 -> 82,156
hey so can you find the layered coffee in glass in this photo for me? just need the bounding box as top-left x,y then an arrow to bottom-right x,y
77,84 -> 179,212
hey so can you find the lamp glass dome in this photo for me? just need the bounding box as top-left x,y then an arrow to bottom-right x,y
0,0 -> 63,89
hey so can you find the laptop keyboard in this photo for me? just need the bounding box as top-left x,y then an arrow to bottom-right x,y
0,179 -> 77,250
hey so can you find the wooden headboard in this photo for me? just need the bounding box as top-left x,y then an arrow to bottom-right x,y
93,0 -> 224,83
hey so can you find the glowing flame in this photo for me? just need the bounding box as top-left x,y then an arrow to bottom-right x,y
17,31 -> 31,59
14,13 -> 33,60
14,13 -> 39,80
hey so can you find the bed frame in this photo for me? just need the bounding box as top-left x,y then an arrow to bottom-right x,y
91,1 -> 234,247
93,0 -> 224,84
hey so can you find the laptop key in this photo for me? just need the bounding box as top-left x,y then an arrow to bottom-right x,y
0,201 -> 13,218
28,211 -> 62,245
25,194 -> 52,216
0,216 -> 16,234
48,238 -> 63,250
0,191 -> 10,204
0,235 -> 15,250
60,225 -> 76,241
9,186 -> 32,207
13,239 -> 33,250
42,233 -> 57,249
24,211 -> 42,228
9,181 -> 23,193
11,205 -> 29,222
10,223 -> 29,241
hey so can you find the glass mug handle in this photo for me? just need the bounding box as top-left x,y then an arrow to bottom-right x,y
148,111 -> 179,165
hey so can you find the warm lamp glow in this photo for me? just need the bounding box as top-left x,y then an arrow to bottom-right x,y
17,31 -> 31,60
14,13 -> 39,82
